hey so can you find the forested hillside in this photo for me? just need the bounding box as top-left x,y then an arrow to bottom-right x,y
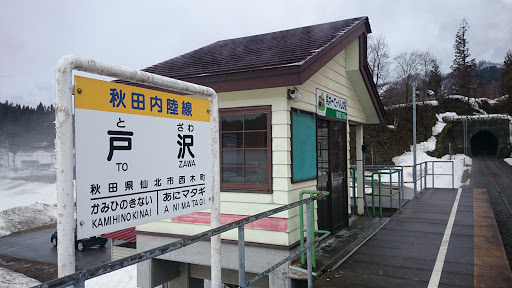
0,101 -> 56,152
351,96 -> 512,165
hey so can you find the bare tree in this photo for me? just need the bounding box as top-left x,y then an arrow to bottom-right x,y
394,50 -> 422,103
367,34 -> 391,92
418,52 -> 442,101
419,52 -> 434,80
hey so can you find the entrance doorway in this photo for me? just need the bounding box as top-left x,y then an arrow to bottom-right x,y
316,118 -> 348,233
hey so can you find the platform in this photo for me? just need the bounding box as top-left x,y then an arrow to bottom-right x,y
315,187 -> 512,287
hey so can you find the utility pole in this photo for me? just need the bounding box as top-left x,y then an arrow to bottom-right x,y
413,85 -> 417,197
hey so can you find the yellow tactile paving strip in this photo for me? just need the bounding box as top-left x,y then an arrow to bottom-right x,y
473,188 -> 512,287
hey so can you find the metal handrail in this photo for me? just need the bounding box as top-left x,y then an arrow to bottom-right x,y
350,165 -> 404,216
299,190 -> 331,268
34,192 -> 328,288
404,160 -> 455,196
365,170 -> 402,217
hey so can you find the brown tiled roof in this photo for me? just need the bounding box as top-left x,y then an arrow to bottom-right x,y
143,17 -> 368,80
119,16 -> 385,122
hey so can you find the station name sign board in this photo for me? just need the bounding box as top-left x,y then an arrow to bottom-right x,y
74,76 -> 212,238
316,89 -> 347,121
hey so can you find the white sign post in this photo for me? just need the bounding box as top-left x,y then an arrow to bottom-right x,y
55,55 -> 221,287
74,76 -> 212,238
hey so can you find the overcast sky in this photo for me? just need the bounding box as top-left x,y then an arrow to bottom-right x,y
1,0 -> 511,107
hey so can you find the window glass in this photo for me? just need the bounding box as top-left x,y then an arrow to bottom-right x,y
244,132 -> 267,148
245,149 -> 267,166
222,167 -> 243,183
222,133 -> 243,148
222,150 -> 243,165
244,113 -> 267,130
222,114 -> 243,131
244,167 -> 268,184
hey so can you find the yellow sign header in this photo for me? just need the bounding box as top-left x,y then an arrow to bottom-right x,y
74,76 -> 211,122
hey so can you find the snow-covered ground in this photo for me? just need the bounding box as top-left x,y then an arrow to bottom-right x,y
0,265 -> 138,288
392,110 -> 471,190
0,167 -> 57,237
0,267 -> 41,288
84,266 -> 137,288
0,151 -> 138,287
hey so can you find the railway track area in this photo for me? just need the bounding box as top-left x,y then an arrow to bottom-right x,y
473,157 -> 512,269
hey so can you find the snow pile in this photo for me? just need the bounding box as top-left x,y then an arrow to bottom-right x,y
0,203 -> 57,237
448,95 -> 487,114
494,95 -> 509,103
0,267 -> 41,288
85,265 -> 137,288
385,100 -> 438,110
393,112 -> 471,188
505,158 -> 512,166
393,150 -> 470,189
433,112 -> 457,136
0,169 -> 56,211
0,167 -> 57,237
0,265 -> 138,288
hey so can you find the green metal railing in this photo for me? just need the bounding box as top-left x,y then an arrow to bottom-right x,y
365,170 -> 402,217
299,190 -> 330,268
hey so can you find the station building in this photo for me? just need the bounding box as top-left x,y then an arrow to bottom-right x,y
127,16 -> 385,287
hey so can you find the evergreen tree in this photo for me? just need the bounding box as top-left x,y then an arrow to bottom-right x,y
428,58 -> 443,97
501,50 -> 512,96
450,19 -> 477,101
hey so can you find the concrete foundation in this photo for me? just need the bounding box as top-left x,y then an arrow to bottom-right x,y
136,234 -> 300,288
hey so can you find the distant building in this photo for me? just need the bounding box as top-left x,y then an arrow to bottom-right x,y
20,160 -> 39,170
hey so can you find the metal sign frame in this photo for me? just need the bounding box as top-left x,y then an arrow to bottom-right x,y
55,55 -> 221,287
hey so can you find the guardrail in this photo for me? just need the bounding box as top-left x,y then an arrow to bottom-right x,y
350,165 -> 404,216
350,161 -> 454,215
34,192 -> 328,288
405,161 -> 454,196
365,169 -> 402,217
299,190 -> 331,268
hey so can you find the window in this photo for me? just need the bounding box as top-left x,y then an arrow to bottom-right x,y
291,109 -> 317,182
220,106 -> 271,192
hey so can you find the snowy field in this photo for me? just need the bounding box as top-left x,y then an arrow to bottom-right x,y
0,168 -> 57,237
0,267 -> 40,287
0,149 -> 58,237
0,150 -> 138,287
